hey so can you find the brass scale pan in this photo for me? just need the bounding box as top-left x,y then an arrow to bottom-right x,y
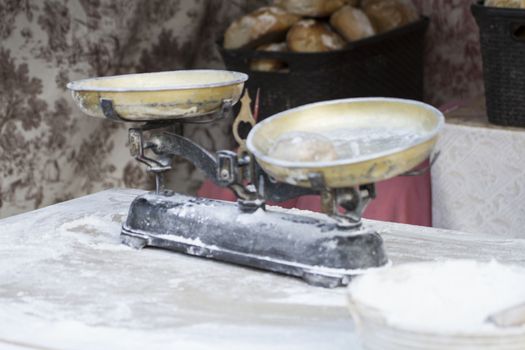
68,70 -> 444,188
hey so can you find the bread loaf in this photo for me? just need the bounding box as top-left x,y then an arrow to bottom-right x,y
273,0 -> 356,17
362,0 -> 418,33
250,43 -> 288,72
224,6 -> 300,49
287,19 -> 346,52
330,5 -> 375,41
485,0 -> 525,8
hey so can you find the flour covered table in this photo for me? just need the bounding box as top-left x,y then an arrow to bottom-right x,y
1,189 -> 525,350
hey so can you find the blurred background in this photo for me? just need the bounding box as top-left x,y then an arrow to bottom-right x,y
0,0 -> 483,218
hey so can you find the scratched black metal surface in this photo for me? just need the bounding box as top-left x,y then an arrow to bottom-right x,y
122,192 -> 388,287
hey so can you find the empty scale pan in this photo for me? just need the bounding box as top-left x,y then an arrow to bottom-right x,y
67,70 -> 247,122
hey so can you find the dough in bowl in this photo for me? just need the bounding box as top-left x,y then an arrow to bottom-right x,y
269,132 -> 338,162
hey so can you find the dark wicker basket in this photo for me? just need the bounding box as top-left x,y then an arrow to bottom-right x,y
219,17 -> 429,120
472,2 -> 525,127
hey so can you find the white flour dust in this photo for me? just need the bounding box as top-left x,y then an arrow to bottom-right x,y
349,260 -> 525,333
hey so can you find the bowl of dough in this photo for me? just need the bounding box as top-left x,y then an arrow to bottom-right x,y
347,260 -> 525,350
219,0 -> 429,119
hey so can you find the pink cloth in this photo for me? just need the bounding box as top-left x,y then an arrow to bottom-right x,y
197,161 -> 431,226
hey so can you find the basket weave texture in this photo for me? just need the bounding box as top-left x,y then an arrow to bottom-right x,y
219,17 -> 429,120
472,2 -> 525,127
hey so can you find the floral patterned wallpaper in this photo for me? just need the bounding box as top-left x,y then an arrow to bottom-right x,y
413,0 -> 484,106
0,0 -> 267,218
0,0 -> 483,218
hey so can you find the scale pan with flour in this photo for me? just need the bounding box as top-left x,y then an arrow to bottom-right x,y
68,70 -> 444,287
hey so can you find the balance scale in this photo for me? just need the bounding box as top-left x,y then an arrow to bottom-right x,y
67,70 -> 443,288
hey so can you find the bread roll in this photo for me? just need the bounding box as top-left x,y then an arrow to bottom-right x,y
224,6 -> 300,49
330,5 -> 375,41
273,0 -> 356,17
362,0 -> 418,33
485,0 -> 525,8
250,43 -> 288,72
287,19 -> 346,52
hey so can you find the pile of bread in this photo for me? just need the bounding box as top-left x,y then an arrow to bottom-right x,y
223,0 -> 419,71
485,0 -> 525,8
